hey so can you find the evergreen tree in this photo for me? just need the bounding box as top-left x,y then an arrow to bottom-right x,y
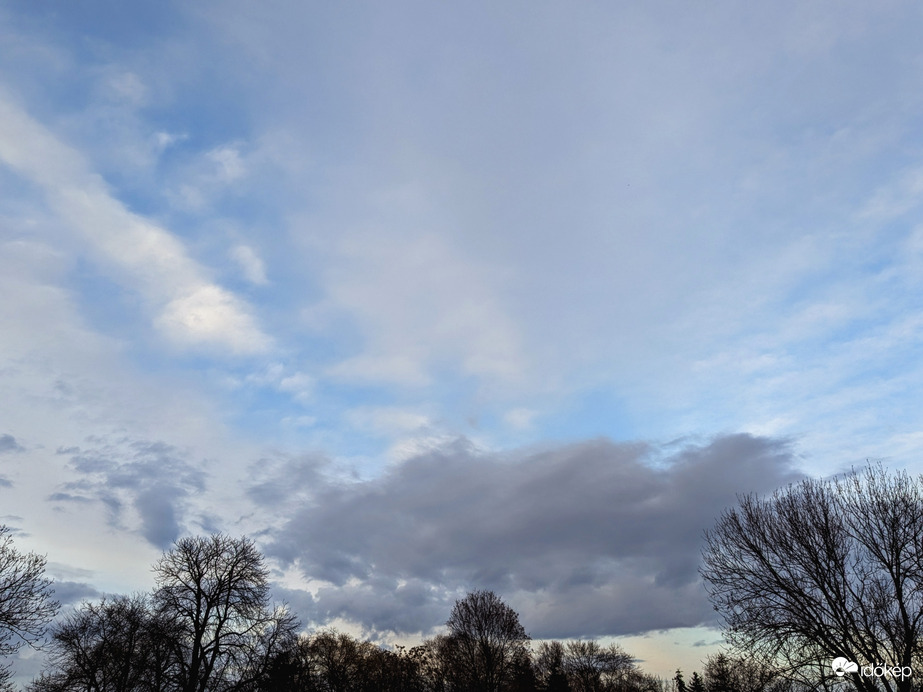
704,653 -> 736,692
690,672 -> 706,692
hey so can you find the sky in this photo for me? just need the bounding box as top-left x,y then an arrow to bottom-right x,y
2,0 -> 923,680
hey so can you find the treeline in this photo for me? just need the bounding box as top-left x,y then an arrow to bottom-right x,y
673,654 -> 797,692
13,463 -> 923,691
13,533 -> 679,692
2,530 -> 801,692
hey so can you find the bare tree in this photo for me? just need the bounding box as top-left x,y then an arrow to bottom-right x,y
562,641 -> 634,692
255,635 -> 318,692
701,464 -> 923,692
0,526 -> 59,688
445,590 -> 530,692
152,534 -> 298,692
535,641 -> 570,692
414,635 -> 453,692
28,594 -> 175,692
305,629 -> 373,692
561,640 -> 654,692
256,632 -> 426,692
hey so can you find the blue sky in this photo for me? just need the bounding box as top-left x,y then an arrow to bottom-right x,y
2,0 -> 923,678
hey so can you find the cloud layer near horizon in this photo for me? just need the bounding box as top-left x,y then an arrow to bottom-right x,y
258,433 -> 802,638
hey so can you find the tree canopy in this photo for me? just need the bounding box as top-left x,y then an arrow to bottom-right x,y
445,589 -> 531,692
0,526 -> 58,689
702,464 -> 923,692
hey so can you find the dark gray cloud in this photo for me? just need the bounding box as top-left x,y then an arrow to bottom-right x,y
246,453 -> 327,507
52,580 -> 102,607
51,438 -> 206,549
0,434 -> 24,453
263,434 -> 801,638
47,492 -> 93,503
135,485 -> 184,548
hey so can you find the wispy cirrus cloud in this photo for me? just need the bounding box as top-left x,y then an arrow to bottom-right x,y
0,92 -> 270,356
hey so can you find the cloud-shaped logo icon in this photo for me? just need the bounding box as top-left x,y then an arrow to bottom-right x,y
832,658 -> 859,677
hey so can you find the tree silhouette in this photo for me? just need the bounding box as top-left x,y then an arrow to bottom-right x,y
24,539 -> 678,692
702,653 -> 735,692
152,534 -> 297,692
689,672 -> 705,692
306,629 -> 376,692
0,526 -> 59,689
28,594 -> 173,692
563,640 -> 634,692
701,464 -> 923,692
30,536 -> 296,692
445,590 -> 530,692
535,641 -> 570,692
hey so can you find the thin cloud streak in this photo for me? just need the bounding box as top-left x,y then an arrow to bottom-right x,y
0,92 -> 270,355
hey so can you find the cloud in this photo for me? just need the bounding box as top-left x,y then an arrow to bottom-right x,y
0,434 -> 23,453
503,408 -> 538,431
104,71 -> 149,107
154,284 -> 269,353
263,433 -> 802,638
0,435 -> 24,488
52,438 -> 207,549
208,145 -> 247,183
246,453 -> 326,509
51,580 -> 102,607
134,485 -> 185,548
0,92 -> 270,355
308,577 -> 452,636
230,244 -> 269,285
168,142 -> 255,211
319,228 -> 525,388
857,166 -> 923,223
241,362 -> 314,405
345,407 -> 432,436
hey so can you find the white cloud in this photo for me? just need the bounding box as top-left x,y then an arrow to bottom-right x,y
281,415 -> 317,428
857,166 -> 923,223
208,145 -> 247,182
504,408 -> 538,431
168,142 -> 254,211
153,131 -> 185,153
0,232 -> 269,591
325,353 -> 431,387
156,284 -> 269,354
346,407 -> 432,436
0,91 -> 271,355
277,372 -> 314,404
386,433 -> 459,463
230,244 -> 269,285
105,71 -> 148,106
243,362 -> 314,404
319,226 -> 524,387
